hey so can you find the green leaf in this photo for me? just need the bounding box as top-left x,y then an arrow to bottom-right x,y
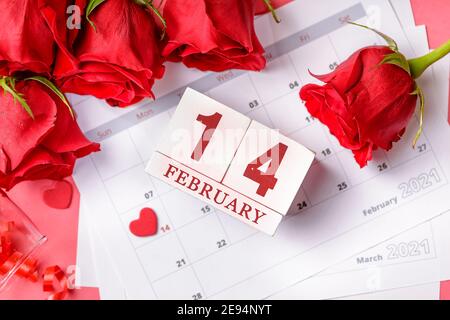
411,85 -> 425,148
147,1 -> 167,39
26,76 -> 74,119
134,0 -> 167,39
86,0 -> 107,31
348,22 -> 399,52
380,52 -> 411,75
0,77 -> 34,119
262,0 -> 281,24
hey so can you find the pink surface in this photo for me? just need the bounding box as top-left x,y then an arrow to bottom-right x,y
440,281 -> 450,300
410,0 -> 450,124
410,0 -> 450,49
0,178 -> 99,300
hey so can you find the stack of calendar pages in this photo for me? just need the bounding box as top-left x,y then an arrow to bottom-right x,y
71,0 -> 450,299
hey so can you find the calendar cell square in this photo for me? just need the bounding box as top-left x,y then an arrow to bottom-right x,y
72,96 -> 131,132
153,267 -> 205,300
302,155 -> 350,205
265,91 -> 310,135
129,111 -> 172,162
120,198 -> 173,248
222,121 -> 315,215
289,123 -> 334,163
91,130 -> 142,180
247,107 -> 274,128
157,88 -> 251,182
104,164 -> 157,214
337,149 -> 390,186
328,21 -> 378,61
328,130 -> 346,152
160,188 -> 211,229
152,62 -> 204,98
150,176 -> 174,195
286,187 -> 311,216
137,232 -> 188,282
249,55 -> 300,104
177,214 -> 229,262
208,74 -> 261,115
216,211 -> 257,243
290,37 -> 340,85
386,118 -> 430,167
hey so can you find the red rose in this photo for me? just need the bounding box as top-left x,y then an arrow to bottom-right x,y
162,0 -> 266,72
0,80 -> 100,190
0,0 -> 58,76
300,46 -> 418,167
50,0 -> 165,107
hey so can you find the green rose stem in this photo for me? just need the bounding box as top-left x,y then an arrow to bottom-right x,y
262,0 -> 281,23
135,0 -> 166,39
0,75 -> 73,120
409,39 -> 450,79
86,0 -> 166,39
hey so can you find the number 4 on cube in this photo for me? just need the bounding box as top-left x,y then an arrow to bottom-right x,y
146,88 -> 315,235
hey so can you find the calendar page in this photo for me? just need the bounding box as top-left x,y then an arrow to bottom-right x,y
272,215 -> 447,299
72,0 -> 450,299
269,24 -> 450,300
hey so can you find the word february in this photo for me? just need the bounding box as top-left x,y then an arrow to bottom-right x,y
164,163 -> 267,225
362,197 -> 398,217
145,89 -> 314,235
146,152 -> 283,235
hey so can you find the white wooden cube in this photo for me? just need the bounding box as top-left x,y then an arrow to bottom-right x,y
222,121 -> 315,215
157,88 -> 251,182
146,88 -> 314,235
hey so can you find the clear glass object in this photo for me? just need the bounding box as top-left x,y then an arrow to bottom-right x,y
0,190 -> 46,291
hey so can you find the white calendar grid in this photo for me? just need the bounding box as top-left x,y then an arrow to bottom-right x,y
72,2 -> 449,299
270,220 -> 442,299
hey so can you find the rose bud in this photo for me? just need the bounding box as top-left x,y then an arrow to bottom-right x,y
49,0 -> 165,107
162,0 -> 266,72
0,77 -> 100,190
0,0 -> 60,76
300,24 -> 450,168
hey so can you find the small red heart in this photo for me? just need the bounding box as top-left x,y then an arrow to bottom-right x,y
129,208 -> 158,237
43,180 -> 73,209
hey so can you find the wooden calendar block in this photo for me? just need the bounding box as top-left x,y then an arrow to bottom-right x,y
222,121 -> 315,215
157,88 -> 251,182
146,88 -> 314,235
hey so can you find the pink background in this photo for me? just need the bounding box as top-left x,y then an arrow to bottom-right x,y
1,0 -> 448,300
0,179 -> 99,300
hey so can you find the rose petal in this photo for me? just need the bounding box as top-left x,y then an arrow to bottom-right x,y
0,81 -> 57,171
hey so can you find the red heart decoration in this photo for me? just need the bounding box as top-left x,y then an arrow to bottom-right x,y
43,180 -> 73,209
129,208 -> 158,237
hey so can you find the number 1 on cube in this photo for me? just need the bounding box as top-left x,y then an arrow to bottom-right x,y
191,112 -> 222,161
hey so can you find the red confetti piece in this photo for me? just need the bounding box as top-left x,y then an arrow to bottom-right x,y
1,218 -> 70,299
43,265 -> 70,300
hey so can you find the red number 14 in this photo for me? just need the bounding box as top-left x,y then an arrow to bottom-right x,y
191,113 -> 288,197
